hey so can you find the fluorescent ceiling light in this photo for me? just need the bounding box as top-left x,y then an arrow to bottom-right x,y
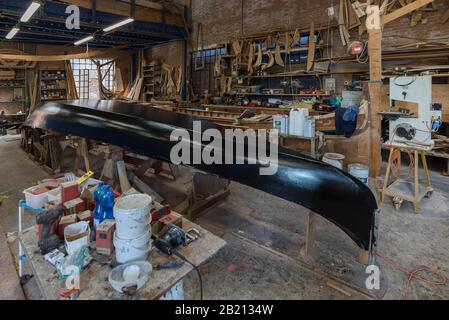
20,1 -> 41,23
103,18 -> 134,32
74,35 -> 94,46
6,27 -> 20,40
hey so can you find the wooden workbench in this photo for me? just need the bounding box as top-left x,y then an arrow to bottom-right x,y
20,216 -> 226,300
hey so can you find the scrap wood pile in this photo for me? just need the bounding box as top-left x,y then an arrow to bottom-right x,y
433,134 -> 449,157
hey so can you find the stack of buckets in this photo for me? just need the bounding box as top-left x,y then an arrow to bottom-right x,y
113,194 -> 152,264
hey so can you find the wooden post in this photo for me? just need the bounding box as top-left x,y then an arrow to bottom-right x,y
368,24 -> 383,178
414,150 -> 420,214
300,211 -> 316,257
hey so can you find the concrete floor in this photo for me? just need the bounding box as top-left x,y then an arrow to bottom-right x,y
1,136 -> 449,300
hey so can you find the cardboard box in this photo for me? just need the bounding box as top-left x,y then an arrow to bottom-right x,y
96,220 -> 116,256
77,210 -> 93,227
152,213 -> 182,237
63,198 -> 85,215
58,214 -> 77,239
61,181 -> 79,204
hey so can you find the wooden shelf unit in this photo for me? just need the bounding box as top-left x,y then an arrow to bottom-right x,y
0,72 -> 26,111
142,63 -> 162,101
223,92 -> 329,97
40,70 -> 68,101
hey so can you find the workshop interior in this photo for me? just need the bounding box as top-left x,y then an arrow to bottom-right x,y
0,0 -> 449,303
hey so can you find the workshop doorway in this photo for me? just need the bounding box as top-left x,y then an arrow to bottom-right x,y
70,58 -> 115,99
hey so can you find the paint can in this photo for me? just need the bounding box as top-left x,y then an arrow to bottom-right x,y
113,194 -> 152,240
322,153 -> 345,170
114,231 -> 151,264
348,163 -> 369,186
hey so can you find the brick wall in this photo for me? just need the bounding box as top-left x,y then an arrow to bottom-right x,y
145,0 -> 449,95
190,0 -> 449,50
146,41 -> 183,67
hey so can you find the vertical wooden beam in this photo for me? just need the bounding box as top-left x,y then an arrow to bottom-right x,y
367,7 -> 383,178
300,212 -> 316,257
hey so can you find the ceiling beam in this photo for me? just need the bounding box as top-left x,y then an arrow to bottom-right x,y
57,0 -> 184,27
382,0 -> 435,25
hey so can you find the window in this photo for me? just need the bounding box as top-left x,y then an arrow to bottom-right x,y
70,58 -> 115,99
191,47 -> 226,95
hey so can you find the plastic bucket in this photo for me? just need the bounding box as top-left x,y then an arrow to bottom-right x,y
114,231 -> 151,264
322,153 -> 345,170
348,163 -> 369,186
114,194 -> 152,239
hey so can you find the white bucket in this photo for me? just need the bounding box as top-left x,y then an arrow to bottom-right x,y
114,194 -> 152,240
322,153 -> 345,170
348,163 -> 369,186
114,231 -> 151,264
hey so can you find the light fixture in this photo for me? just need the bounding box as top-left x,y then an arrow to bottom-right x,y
74,35 -> 94,46
6,27 -> 20,40
20,1 -> 41,23
103,18 -> 134,33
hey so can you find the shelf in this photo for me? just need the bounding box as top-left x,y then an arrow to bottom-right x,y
250,73 -> 329,79
0,101 -> 24,103
223,92 -> 329,97
41,88 -> 67,91
41,78 -> 66,81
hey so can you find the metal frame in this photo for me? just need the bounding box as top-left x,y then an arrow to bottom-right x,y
0,0 -> 186,48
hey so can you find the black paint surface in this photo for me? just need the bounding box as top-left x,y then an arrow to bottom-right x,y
25,100 -> 378,250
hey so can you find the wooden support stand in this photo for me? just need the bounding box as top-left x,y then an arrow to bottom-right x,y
381,145 -> 433,214
300,211 -> 316,257
300,211 -> 371,265
74,138 -> 91,175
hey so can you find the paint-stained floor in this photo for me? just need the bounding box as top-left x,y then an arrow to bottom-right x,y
1,136 -> 448,300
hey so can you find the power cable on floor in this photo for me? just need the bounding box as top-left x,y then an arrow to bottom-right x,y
374,251 -> 447,300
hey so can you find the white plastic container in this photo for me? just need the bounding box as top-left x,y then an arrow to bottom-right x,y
348,163 -> 369,186
114,194 -> 152,239
289,108 -> 309,137
322,153 -> 345,170
109,261 -> 152,293
64,221 -> 90,255
303,116 -> 316,138
23,186 -> 50,209
114,231 -> 151,264
273,115 -> 289,135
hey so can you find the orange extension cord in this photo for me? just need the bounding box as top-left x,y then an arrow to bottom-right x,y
374,251 -> 447,300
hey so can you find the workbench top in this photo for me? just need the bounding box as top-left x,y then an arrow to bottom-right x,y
20,215 -> 226,300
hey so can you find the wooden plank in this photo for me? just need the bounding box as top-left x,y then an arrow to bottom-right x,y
0,47 -> 122,62
368,26 -> 383,178
306,23 -> 315,72
442,9 -> 449,24
382,0 -> 435,25
58,0 -> 184,27
117,160 -> 132,193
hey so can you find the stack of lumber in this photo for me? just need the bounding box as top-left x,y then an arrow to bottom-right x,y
433,134 -> 449,158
